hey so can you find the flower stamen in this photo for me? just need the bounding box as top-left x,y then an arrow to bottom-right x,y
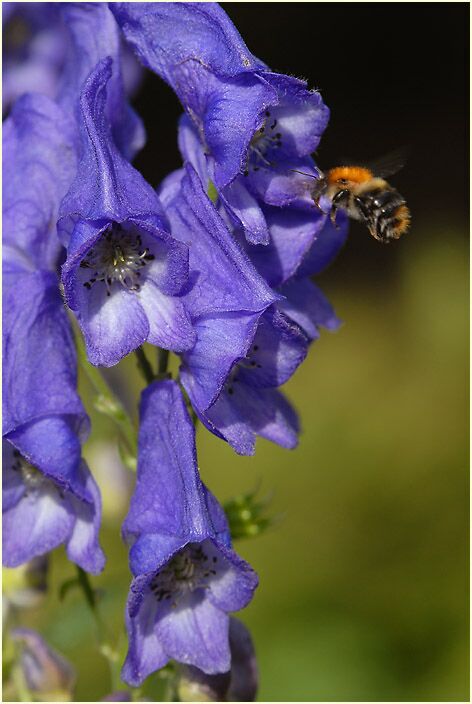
81,225 -> 155,296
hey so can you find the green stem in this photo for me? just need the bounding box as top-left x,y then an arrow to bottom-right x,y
74,326 -> 137,459
11,659 -> 31,703
134,347 -> 155,385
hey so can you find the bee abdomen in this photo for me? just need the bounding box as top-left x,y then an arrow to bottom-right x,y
359,188 -> 410,242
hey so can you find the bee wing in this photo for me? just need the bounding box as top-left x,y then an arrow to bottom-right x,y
365,147 -> 410,178
334,147 -> 409,178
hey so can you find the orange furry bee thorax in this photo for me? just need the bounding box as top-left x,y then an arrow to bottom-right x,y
327,166 -> 373,185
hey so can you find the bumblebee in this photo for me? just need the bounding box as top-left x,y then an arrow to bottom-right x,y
304,152 -> 411,243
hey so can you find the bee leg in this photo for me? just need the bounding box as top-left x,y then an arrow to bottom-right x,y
330,189 -> 350,228
354,196 -> 370,220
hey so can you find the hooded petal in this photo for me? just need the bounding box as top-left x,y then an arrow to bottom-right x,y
111,3 -> 275,187
123,381 -> 211,562
161,164 -> 276,318
3,269 -> 86,436
57,3 -> 144,160
180,312 -> 261,413
58,58 -> 167,234
6,417 -> 89,502
3,93 -> 77,271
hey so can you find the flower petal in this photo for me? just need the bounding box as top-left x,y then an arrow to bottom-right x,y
66,462 -> 105,575
156,592 -> 231,674
138,280 -> 195,353
122,588 -> 168,687
278,278 -> 341,341
3,482 -> 74,568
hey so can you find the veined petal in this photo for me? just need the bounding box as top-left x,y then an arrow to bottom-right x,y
204,384 -> 299,455
155,593 -> 230,674
124,381 -> 211,558
180,312 -> 261,413
296,211 -> 349,277
66,462 -> 105,575
245,205 -> 326,287
3,482 -> 74,568
236,308 -> 308,389
138,281 -> 195,353
278,278 -> 341,340
74,279 -> 150,368
57,3 -> 144,160
259,72 -> 330,157
3,93 -> 77,271
122,589 -> 168,687
220,179 -> 269,245
205,542 -> 259,613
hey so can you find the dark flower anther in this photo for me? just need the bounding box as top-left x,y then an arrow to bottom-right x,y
80,225 -> 156,296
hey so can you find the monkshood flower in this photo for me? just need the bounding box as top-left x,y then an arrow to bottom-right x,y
193,306 -> 308,456
2,271 -> 104,573
112,2 -> 329,244
121,381 -> 258,685
58,58 -> 195,367
57,3 -> 144,161
3,92 -> 104,573
159,165 -> 292,454
277,214 -> 349,341
159,166 -> 308,455
11,628 -> 76,701
158,163 -> 278,416
177,617 -> 258,702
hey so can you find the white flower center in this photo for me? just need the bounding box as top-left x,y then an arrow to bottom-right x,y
81,225 -> 155,296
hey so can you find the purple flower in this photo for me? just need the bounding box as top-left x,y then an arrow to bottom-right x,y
186,306 -> 308,456
3,91 -> 104,573
3,92 -> 77,271
11,628 -> 76,700
2,272 -> 104,573
158,162 -> 278,415
121,380 -> 258,686
177,617 -> 258,701
57,3 -> 144,161
277,215 -> 348,341
58,58 -> 195,367
112,2 -> 329,244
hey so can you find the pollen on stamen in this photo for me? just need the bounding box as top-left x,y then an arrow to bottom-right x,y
80,224 -> 155,296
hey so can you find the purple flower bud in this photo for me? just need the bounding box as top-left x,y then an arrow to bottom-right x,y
11,628 -> 76,700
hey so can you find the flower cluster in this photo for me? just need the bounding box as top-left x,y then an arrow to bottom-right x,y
3,2 -> 348,697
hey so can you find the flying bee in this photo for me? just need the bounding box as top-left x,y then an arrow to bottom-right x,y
295,151 -> 411,243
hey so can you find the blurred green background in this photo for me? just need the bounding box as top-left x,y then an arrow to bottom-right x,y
5,224 -> 468,701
